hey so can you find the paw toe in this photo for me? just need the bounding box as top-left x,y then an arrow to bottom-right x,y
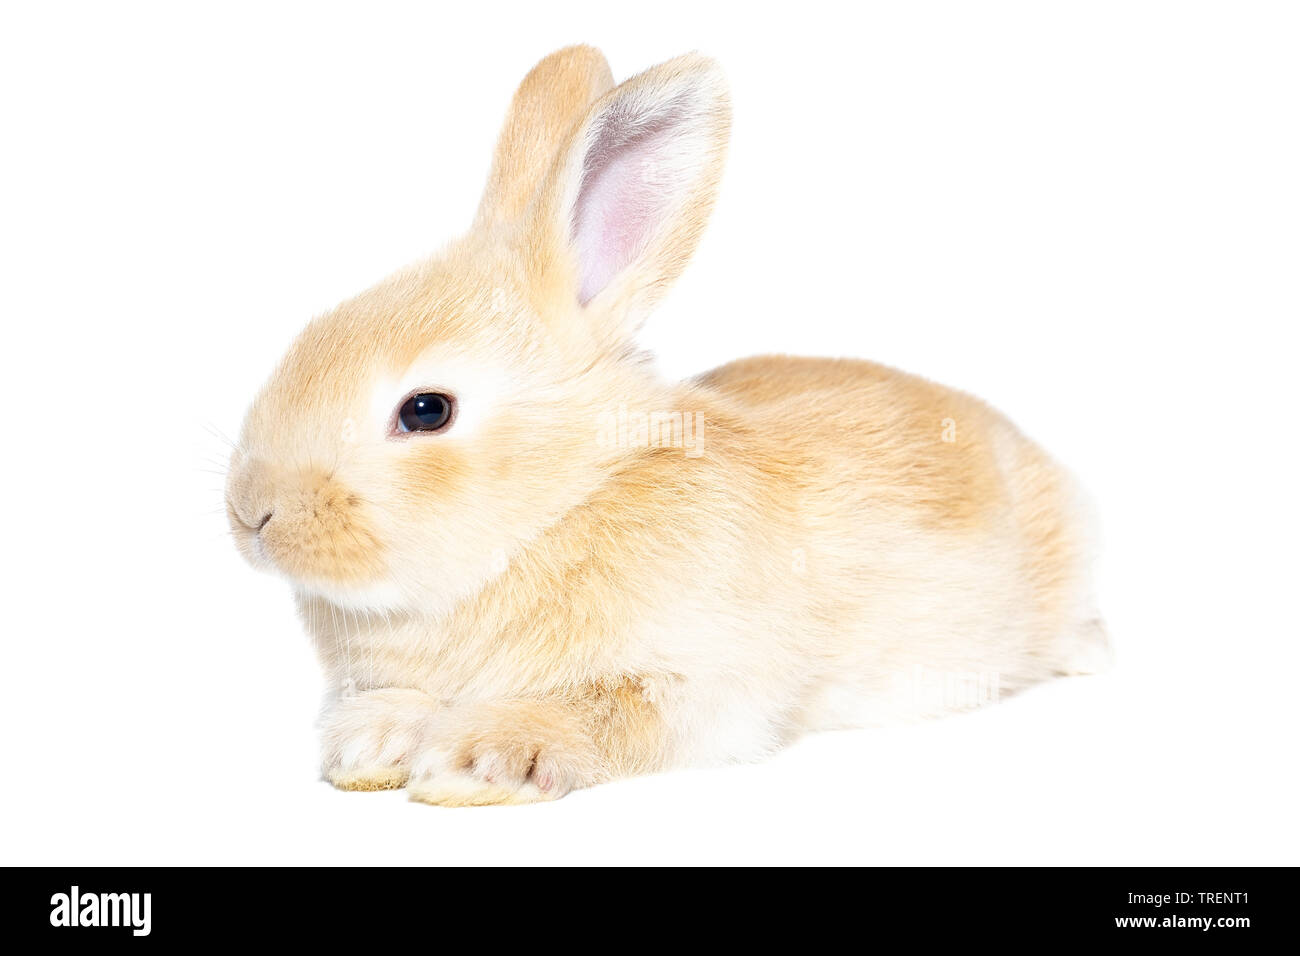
407,772 -> 548,807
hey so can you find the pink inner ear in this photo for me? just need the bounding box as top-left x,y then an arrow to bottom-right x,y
571,105 -> 685,305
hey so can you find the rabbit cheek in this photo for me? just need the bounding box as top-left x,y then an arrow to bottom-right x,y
392,444 -> 475,519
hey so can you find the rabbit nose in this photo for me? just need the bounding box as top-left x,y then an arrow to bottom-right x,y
228,495 -> 274,534
232,505 -> 274,533
225,457 -> 279,532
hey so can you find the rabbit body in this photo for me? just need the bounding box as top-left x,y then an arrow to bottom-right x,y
228,47 -> 1105,805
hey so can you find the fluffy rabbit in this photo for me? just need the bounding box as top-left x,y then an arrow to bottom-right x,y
226,46 -> 1108,805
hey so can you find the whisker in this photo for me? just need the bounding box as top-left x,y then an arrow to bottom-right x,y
203,422 -> 242,453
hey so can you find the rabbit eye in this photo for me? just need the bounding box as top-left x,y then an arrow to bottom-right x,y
396,392 -> 454,434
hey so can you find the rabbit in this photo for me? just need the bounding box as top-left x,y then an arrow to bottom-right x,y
225,45 -> 1109,806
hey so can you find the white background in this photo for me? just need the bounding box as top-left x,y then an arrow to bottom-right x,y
2,2 -> 1296,865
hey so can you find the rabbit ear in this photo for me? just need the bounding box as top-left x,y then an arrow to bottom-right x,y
526,53 -> 731,336
476,46 -> 614,227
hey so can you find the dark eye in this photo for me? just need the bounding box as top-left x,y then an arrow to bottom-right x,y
396,392 -> 454,434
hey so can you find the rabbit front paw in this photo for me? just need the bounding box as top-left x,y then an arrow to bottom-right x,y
320,688 -> 438,791
406,702 -> 603,806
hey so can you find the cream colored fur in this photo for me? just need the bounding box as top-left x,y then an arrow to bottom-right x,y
226,46 -> 1107,805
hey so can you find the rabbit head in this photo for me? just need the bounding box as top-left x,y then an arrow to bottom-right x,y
225,46 -> 730,614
